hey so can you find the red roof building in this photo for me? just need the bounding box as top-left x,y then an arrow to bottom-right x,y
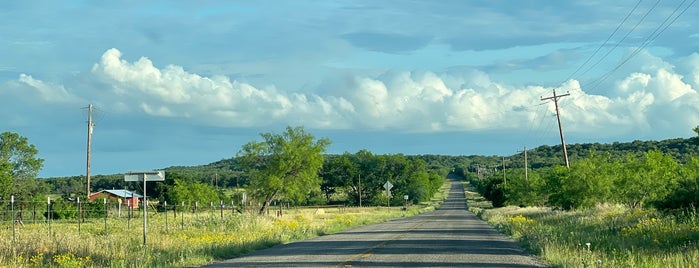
88,189 -> 143,208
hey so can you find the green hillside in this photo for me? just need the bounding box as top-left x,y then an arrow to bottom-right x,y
42,136 -> 699,198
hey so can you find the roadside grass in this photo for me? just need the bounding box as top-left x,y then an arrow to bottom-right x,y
0,182 -> 449,267
464,182 -> 699,267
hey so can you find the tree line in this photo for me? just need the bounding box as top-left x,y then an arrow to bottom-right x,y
472,127 -> 699,211
4,126 -> 699,218
1,127 -> 448,217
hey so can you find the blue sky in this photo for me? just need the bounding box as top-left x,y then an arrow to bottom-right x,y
1,1 -> 698,177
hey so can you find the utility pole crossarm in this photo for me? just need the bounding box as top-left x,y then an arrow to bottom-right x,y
541,89 -> 570,168
540,90 -> 570,102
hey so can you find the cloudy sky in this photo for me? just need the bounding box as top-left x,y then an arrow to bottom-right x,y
1,1 -> 698,178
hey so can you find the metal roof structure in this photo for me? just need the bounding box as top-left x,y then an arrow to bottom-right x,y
91,189 -> 143,199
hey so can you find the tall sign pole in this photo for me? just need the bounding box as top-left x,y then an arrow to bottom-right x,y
125,171 -> 165,246
358,174 -> 362,208
142,174 -> 147,245
541,89 -> 571,168
85,104 -> 94,197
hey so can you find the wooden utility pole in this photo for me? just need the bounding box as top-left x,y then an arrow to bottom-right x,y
518,146 -> 528,181
524,146 -> 528,181
502,157 -> 507,184
541,89 -> 570,168
85,104 -> 94,197
214,173 -> 219,190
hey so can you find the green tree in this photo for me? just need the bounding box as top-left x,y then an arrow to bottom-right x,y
355,149 -> 385,205
0,132 -> 45,201
170,179 -> 223,206
321,153 -> 359,203
657,127 -> 699,209
658,156 -> 699,209
547,152 -> 616,210
237,126 -> 330,214
503,170 -> 547,207
615,151 -> 679,208
0,162 -> 11,201
483,174 -> 506,207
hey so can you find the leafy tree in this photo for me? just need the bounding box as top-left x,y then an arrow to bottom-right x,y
0,132 -> 45,202
47,177 -> 83,198
354,149 -> 386,205
614,151 -> 679,208
91,174 -> 125,193
547,152 -> 616,210
396,157 -> 439,204
320,153 -> 359,203
237,126 -> 330,214
170,179 -> 223,206
0,132 -> 44,179
483,175 -> 506,207
320,151 -> 447,206
503,170 -> 546,207
656,127 -> 699,209
427,172 -> 446,197
657,156 -> 699,209
158,172 -> 229,209
0,162 -> 11,200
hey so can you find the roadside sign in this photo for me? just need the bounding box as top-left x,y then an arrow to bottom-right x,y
383,181 -> 393,191
123,170 -> 165,246
124,170 -> 165,182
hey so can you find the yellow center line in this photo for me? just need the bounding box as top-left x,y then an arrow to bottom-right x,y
332,221 -> 425,268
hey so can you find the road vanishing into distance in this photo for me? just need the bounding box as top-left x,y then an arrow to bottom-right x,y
203,181 -> 546,267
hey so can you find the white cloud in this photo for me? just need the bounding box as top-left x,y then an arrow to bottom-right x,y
678,53 -> 699,89
82,48 -> 699,139
0,73 -> 83,104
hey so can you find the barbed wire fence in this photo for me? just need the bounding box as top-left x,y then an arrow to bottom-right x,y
0,196 -> 267,243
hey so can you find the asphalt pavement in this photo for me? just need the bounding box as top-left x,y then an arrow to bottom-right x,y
202,180 -> 546,267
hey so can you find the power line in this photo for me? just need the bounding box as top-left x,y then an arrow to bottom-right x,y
584,0 -> 695,92
524,0 -> 694,156
576,0 -> 661,82
519,1 -> 647,155
563,0 -> 644,83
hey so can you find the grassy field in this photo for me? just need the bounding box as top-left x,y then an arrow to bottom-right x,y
0,183 -> 449,267
464,183 -> 699,267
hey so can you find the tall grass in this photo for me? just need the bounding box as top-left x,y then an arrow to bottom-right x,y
464,183 -> 699,267
0,183 -> 449,267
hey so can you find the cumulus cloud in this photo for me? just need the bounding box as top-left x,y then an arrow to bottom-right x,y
84,48 -> 699,139
0,73 -> 83,104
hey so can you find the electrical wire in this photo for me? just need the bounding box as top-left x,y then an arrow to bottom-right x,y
584,0 -> 695,92
576,0 -> 661,82
522,0 -> 695,152
563,0 -> 644,83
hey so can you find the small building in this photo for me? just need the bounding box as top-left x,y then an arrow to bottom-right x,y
89,189 -> 143,208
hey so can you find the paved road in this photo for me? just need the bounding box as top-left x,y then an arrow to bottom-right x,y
203,180 -> 545,267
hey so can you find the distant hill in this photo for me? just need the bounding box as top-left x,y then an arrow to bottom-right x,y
514,137 -> 699,169
42,136 -> 699,194
154,136 -> 699,182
